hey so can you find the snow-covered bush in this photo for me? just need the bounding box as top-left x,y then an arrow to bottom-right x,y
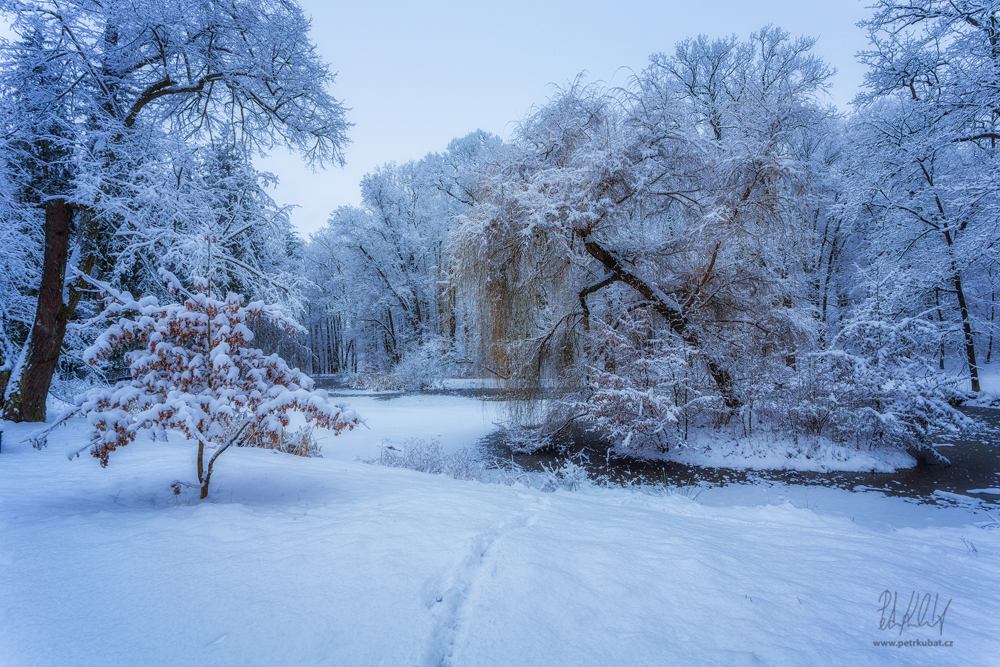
762,317 -> 969,458
353,368 -> 402,392
496,423 -> 554,454
352,340 -> 449,392
582,308 -> 689,452
571,309 -> 968,463
62,271 -> 359,498
368,438 -> 484,481
389,341 -> 448,391
537,454 -> 591,492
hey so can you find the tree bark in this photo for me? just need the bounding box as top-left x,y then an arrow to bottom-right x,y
954,272 -> 981,393
986,279 -> 995,365
0,370 -> 9,405
3,200 -> 95,422
197,438 -> 206,497
4,200 -> 71,422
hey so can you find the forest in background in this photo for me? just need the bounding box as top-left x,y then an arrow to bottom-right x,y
2,0 -> 999,462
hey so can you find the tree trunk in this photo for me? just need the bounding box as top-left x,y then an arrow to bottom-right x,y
935,288 -> 946,371
3,200 -> 96,422
987,283 -> 995,365
954,272 -> 981,393
334,316 -> 340,373
4,200 -> 71,422
582,239 -> 740,408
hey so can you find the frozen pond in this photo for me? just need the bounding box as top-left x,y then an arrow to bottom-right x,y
319,386 -> 1000,508
313,389 -> 507,463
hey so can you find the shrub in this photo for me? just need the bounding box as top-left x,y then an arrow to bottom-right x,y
369,438 -> 485,481
763,317 -> 970,459
62,271 -> 359,498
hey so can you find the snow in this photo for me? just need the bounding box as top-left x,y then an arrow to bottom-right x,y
954,360 -> 1000,406
932,490 -> 981,505
330,390 -> 926,474
640,431 -> 919,473
2,398 -> 999,666
316,392 -> 506,461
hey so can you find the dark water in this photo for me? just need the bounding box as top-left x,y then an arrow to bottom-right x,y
479,407 -> 1000,507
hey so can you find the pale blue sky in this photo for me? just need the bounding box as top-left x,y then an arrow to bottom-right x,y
262,0 -> 874,237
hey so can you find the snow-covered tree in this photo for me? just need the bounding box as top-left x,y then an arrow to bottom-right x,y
0,0 -> 350,421
453,28 -> 835,433
306,132 -> 500,383
581,307 -> 688,451
846,100 -> 995,388
773,315 -> 969,458
63,269 -> 359,499
116,146 -> 305,307
854,0 -> 1000,392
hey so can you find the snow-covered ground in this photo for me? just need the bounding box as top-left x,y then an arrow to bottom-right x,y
640,430 -> 922,472
2,395 -> 999,667
312,392 -> 506,462
965,360 -> 1000,406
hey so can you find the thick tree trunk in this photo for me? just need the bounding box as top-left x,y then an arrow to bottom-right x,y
4,200 -> 71,422
3,200 -> 95,422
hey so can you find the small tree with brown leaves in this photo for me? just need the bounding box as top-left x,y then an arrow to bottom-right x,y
73,269 -> 359,498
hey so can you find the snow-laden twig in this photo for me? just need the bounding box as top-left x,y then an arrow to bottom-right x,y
26,407 -> 82,451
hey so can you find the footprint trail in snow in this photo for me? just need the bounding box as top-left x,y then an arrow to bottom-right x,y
420,497 -> 546,667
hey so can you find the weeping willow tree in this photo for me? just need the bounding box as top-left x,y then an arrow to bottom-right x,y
452,28 -> 837,440
451,141 -> 583,420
